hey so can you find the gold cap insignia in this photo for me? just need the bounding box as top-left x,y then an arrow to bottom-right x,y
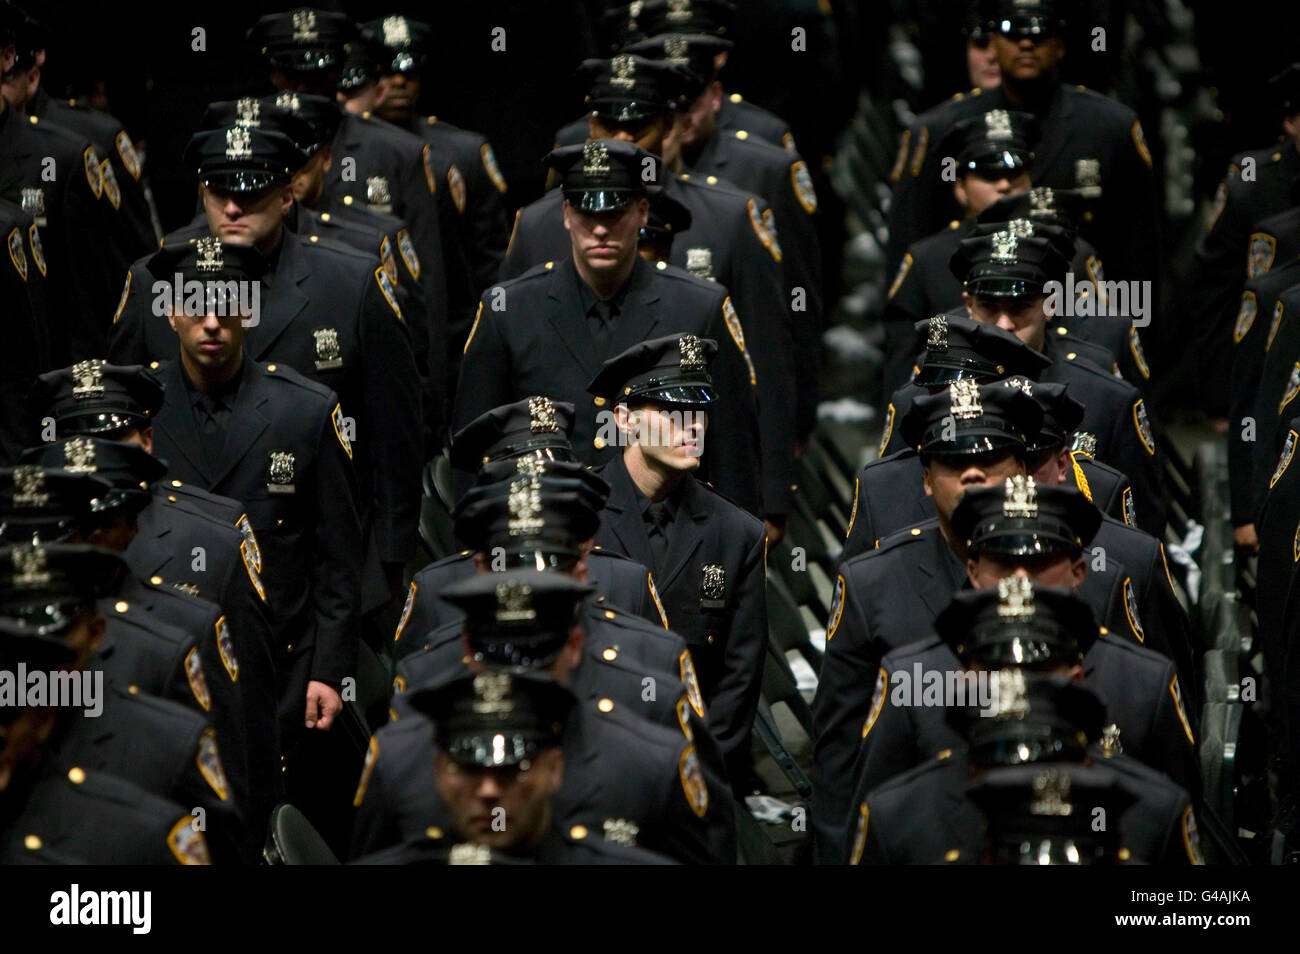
12,467 -> 49,508
515,451 -> 549,477
382,15 -> 411,47
71,360 -> 104,399
988,667 -> 1030,717
927,315 -> 948,351
224,125 -> 252,160
274,91 -> 301,112
291,8 -> 318,42
1003,475 -> 1038,518
948,379 -> 983,421
664,33 -> 690,65
582,140 -> 611,178
1029,186 -> 1056,215
507,474 -> 545,536
527,396 -> 558,433
997,575 -> 1035,619
63,437 -> 97,474
610,54 -> 637,90
494,581 -> 536,623
1099,723 -> 1123,756
1003,376 -> 1032,396
984,109 -> 1013,139
1030,772 -> 1074,816
13,545 -> 50,587
990,229 -> 1019,263
679,334 -> 706,372
1071,431 -> 1096,457
235,98 -> 261,126
472,671 -> 514,714
195,236 -> 224,274
1007,218 -> 1035,237
666,0 -> 692,22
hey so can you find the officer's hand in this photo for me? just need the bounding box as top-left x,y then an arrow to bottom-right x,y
1233,524 -> 1259,555
764,516 -> 787,544
305,681 -> 343,730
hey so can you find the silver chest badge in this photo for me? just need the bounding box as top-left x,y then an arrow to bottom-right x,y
313,327 -> 343,370
267,450 -> 295,493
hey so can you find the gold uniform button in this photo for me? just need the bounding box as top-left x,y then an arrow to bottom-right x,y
171,480 -> 183,487
343,195 -> 354,205
593,436 -> 606,450
1056,326 -> 1068,335
597,698 -> 614,713
150,575 -> 163,585
1118,847 -> 1131,861
910,528 -> 922,536
570,825 -> 588,840
425,826 -> 443,840
286,643 -> 294,652
168,495 -> 177,502
24,835 -> 41,850
68,767 -> 86,784
128,685 -> 140,694
604,610 -> 616,619
656,260 -> 667,270
602,648 -> 618,661
707,635 -> 715,644
593,396 -> 606,406
114,601 -> 129,613
320,213 -> 331,221
944,849 -> 960,862
149,361 -> 160,370
936,749 -> 952,760
309,235 -> 319,243
706,175 -> 718,184
1066,352 -> 1077,360
735,130 -> 749,140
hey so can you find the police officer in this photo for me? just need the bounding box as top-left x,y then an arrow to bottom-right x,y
456,140 -> 766,518
949,228 -> 1167,532
887,0 -> 1158,309
852,671 -> 1201,865
108,129 -> 421,616
587,334 -> 767,786
498,58 -> 796,527
352,669 -> 672,864
363,14 -> 511,296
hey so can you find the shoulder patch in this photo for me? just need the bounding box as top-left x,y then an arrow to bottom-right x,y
112,270 -> 131,324
421,144 -> 437,195
447,164 -> 467,214
1122,486 -> 1137,527
167,816 -> 212,865
827,574 -> 845,640
214,616 -> 239,682
747,199 -> 781,262
890,129 -> 911,182
722,297 -> 757,384
878,402 -> 895,458
909,126 -> 929,177
8,228 -> 27,281
678,746 -> 709,818
464,301 -> 484,353
1279,364 -> 1300,417
1271,429 -> 1297,489
761,207 -> 783,260
1233,291 -> 1257,343
675,696 -> 695,743
374,265 -> 403,320
395,582 -> 417,642
1160,543 -> 1176,595
887,253 -> 913,300
100,160 -> 121,210
83,146 -> 103,198
184,647 -> 212,711
396,228 -> 421,281
790,160 -> 817,213
1293,519 -> 1300,563
236,514 -> 262,574
846,478 -> 860,537
648,573 -> 669,628
1267,300 -> 1285,352
1248,232 -> 1276,279
1181,805 -> 1205,864
1169,676 -> 1195,745
116,130 -> 142,180
379,235 -> 398,284
1132,399 -> 1155,455
27,225 -> 46,277
481,143 -> 508,193
849,801 -> 869,865
1206,181 -> 1227,232
861,667 -> 887,739
1131,120 -> 1153,168
679,649 -> 705,718
1128,328 -> 1150,379
353,735 -> 380,807
1122,577 -> 1144,644
196,728 -> 230,801
332,403 -> 354,458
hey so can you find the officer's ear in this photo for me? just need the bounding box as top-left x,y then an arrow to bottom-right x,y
1070,556 -> 1086,589
165,304 -> 178,334
965,557 -> 980,588
614,402 -> 638,440
278,184 -> 293,218
921,462 -> 934,498
535,746 -> 565,795
954,175 -> 969,209
561,199 -> 574,234
471,552 -> 488,574
634,197 -> 649,229
707,80 -> 723,114
319,144 -> 334,174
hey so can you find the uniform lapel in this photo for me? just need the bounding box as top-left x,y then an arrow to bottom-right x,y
154,361 -> 215,483
597,458 -> 657,572
246,232 -> 310,360
909,527 -> 965,620
545,258 -> 602,380
656,476 -> 707,592
127,499 -> 174,578
607,259 -> 663,358
1027,84 -> 1072,182
207,361 -> 272,489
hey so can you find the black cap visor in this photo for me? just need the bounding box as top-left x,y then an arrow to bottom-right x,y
201,170 -> 288,194
563,188 -> 641,213
920,427 -> 1024,457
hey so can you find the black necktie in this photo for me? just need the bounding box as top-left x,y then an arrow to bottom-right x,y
587,300 -> 615,353
198,394 -> 228,471
644,501 -> 672,576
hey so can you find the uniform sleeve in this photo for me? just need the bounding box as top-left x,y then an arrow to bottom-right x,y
381,225 -> 434,432
1145,667 -> 1203,807
461,142 -> 510,294
63,143 -> 123,356
1100,391 -> 1166,536
724,200 -> 797,515
1137,543 -> 1200,716
498,208 -> 532,281
309,401 -> 363,685
771,151 -> 824,439
107,261 -> 159,365
846,673 -> 920,830
885,117 -> 960,275
389,143 -> 451,391
348,737 -> 402,859
702,292 -> 763,515
1102,119 -> 1160,287
358,270 -> 423,564
810,569 -> 884,862
841,472 -> 877,562
453,294 -> 515,435
708,529 -> 767,781
425,150 -> 478,375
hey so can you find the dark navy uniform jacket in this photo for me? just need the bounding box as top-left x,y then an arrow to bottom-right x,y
0,198 -> 47,463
